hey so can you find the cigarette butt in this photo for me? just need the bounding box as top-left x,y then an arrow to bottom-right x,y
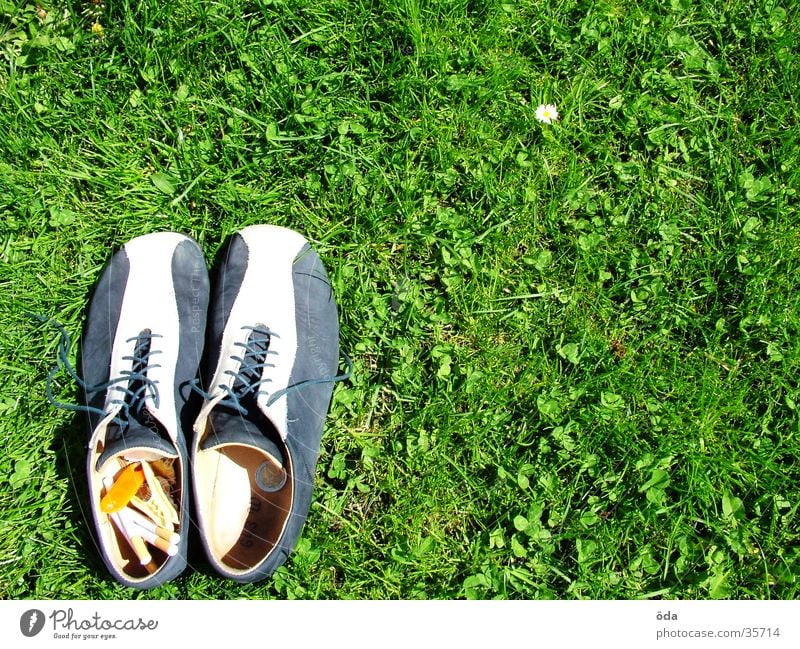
129,535 -> 153,565
144,561 -> 158,575
126,507 -> 180,544
154,526 -> 180,545
119,508 -> 180,554
150,535 -> 179,556
134,523 -> 179,556
109,506 -> 153,565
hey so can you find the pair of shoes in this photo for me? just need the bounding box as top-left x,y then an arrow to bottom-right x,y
76,225 -> 346,588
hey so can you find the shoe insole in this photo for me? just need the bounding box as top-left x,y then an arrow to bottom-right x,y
201,445 -> 292,570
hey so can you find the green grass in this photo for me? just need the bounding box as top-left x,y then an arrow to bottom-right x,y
1,0 -> 798,599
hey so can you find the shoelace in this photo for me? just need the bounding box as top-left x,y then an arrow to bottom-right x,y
113,330 -> 162,422
191,324 -> 352,414
32,315 -> 161,432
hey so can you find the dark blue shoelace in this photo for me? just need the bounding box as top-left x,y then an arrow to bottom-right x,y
191,324 -> 352,414
114,330 -> 162,420
32,315 -> 161,432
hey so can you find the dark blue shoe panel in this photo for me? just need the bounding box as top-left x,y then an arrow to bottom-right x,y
203,232 -> 249,387
81,248 -> 130,433
261,245 -> 340,577
171,238 -> 211,435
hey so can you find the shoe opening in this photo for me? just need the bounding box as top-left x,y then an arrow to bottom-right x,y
93,453 -> 182,581
195,409 -> 293,573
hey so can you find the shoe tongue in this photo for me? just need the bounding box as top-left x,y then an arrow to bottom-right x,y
202,409 -> 284,467
96,419 -> 178,471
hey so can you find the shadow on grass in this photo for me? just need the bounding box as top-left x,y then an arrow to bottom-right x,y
51,408 -> 108,592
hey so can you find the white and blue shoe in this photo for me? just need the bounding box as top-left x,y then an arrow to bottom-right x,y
191,225 -> 348,583
80,232 -> 209,589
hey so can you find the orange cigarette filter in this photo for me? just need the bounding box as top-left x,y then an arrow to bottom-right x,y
101,463 -> 145,513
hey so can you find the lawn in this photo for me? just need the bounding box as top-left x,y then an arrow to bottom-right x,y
1,0 -> 798,599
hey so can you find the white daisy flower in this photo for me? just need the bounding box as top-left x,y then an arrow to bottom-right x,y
536,104 -> 559,124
